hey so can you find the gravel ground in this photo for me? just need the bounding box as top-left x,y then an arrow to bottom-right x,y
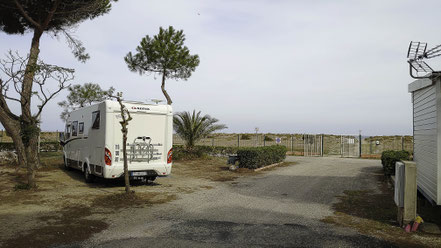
68,156 -> 394,248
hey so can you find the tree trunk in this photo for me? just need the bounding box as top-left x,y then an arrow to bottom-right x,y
19,30 -> 43,187
122,130 -> 130,193
0,113 -> 26,168
22,30 -> 42,120
161,72 -> 172,105
116,95 -> 132,194
25,134 -> 39,187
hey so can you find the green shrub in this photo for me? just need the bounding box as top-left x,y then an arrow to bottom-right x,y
241,134 -> 251,140
0,142 -> 15,151
237,145 -> 287,169
14,183 -> 31,191
381,150 -> 410,176
173,145 -> 239,161
264,136 -> 274,141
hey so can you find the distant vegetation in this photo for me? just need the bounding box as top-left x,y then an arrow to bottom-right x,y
173,110 -> 227,151
241,134 -> 251,140
58,83 -> 115,121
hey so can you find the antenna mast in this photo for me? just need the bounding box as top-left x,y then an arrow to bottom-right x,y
407,41 -> 441,79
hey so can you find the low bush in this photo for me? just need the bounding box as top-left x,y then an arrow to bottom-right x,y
14,183 -> 31,191
264,136 -> 274,141
381,150 -> 410,176
173,145 -> 239,161
237,145 -> 287,169
241,134 -> 251,140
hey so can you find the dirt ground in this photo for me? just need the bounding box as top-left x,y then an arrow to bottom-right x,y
323,169 -> 441,248
0,152 -> 268,248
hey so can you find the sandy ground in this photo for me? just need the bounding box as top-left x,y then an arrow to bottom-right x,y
2,155 -> 440,247
0,155 -> 260,248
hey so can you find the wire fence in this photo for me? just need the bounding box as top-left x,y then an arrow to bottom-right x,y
0,131 -> 412,158
174,133 -> 413,158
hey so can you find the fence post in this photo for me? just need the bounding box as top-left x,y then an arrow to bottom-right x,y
303,134 -> 305,156
263,135 -> 266,147
359,134 -> 362,158
370,139 -> 373,155
237,134 -> 240,147
321,134 -> 324,157
291,135 -> 294,154
401,136 -> 404,151
341,135 -> 343,158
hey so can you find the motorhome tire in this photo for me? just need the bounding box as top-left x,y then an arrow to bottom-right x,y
63,156 -> 71,171
84,165 -> 95,183
148,176 -> 157,182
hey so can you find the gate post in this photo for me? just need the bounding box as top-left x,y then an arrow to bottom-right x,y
291,135 -> 294,154
263,135 -> 266,147
321,134 -> 324,157
341,135 -> 343,158
401,136 -> 404,151
359,134 -> 362,158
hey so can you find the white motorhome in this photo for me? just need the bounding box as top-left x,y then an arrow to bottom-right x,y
60,100 -> 173,183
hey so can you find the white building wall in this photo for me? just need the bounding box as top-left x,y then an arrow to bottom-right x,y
413,81 -> 439,204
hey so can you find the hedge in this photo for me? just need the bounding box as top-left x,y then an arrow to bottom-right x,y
173,145 -> 239,161
237,145 -> 287,169
381,150 -> 410,176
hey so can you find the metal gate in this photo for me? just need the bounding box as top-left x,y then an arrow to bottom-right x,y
340,135 -> 360,158
303,134 -> 323,157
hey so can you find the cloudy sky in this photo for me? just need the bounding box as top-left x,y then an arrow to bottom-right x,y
1,0 -> 441,135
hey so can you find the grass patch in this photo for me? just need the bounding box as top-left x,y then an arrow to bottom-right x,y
14,183 -> 31,191
91,192 -> 177,210
173,156 -> 258,182
39,151 -> 63,170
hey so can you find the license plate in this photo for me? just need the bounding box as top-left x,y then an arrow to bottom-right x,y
131,171 -> 147,176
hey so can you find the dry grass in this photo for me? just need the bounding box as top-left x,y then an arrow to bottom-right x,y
173,156 -> 258,182
0,152 -> 294,248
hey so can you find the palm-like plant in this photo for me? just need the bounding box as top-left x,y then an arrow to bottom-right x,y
173,110 -> 227,150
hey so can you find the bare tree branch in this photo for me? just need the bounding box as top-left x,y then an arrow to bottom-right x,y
0,50 -> 74,119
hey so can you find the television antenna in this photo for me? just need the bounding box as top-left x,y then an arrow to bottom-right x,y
407,41 -> 441,79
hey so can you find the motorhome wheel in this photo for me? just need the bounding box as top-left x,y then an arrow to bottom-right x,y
63,156 -> 71,171
84,165 -> 95,183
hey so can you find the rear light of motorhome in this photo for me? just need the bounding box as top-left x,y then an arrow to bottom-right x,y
167,148 -> 173,164
105,148 -> 112,166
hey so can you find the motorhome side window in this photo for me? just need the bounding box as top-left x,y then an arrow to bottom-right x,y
92,111 -> 100,129
79,122 -> 84,134
72,121 -> 78,136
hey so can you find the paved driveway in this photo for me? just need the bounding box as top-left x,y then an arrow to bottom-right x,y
70,157 -> 394,248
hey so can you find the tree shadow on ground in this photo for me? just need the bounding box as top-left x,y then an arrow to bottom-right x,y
58,164 -> 162,188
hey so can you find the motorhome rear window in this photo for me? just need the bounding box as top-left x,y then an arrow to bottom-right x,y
92,111 -> 100,129
79,122 -> 84,134
72,121 -> 78,136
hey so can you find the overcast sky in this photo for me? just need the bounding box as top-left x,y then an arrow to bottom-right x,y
1,0 -> 441,135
